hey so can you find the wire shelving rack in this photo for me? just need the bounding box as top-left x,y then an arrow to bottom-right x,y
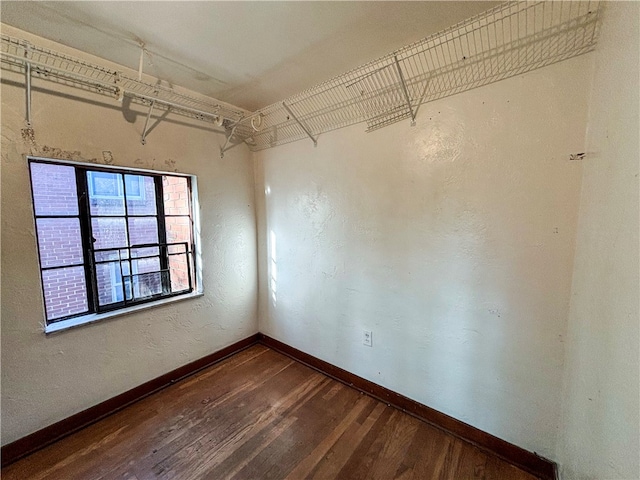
247,0 -> 602,151
1,1 -> 602,153
0,34 -> 250,128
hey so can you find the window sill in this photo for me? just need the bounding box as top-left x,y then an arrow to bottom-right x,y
44,291 -> 204,335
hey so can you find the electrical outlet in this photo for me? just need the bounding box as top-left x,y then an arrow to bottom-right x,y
363,330 -> 372,347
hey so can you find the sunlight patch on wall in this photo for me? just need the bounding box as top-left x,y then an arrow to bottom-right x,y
269,229 -> 277,306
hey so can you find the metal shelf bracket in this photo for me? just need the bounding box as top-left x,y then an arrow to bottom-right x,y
394,55 -> 416,126
282,102 -> 317,147
24,41 -> 32,127
220,117 -> 245,158
141,99 -> 155,145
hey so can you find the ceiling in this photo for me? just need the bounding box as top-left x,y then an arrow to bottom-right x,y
1,1 -> 498,111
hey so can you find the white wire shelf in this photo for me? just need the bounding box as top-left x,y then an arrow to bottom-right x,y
1,1 -> 602,152
0,34 -> 250,127
247,0 -> 602,151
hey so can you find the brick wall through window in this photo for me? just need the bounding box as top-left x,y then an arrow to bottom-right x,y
29,160 -> 196,323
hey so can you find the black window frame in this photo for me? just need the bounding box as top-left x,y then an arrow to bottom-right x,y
28,157 -> 197,325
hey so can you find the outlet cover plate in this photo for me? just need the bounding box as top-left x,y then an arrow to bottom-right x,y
363,330 -> 372,347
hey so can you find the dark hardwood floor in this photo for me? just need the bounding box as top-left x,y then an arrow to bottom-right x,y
2,345 -> 540,480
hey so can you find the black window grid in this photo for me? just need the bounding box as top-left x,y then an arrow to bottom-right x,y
90,241 -> 193,312
28,158 -> 196,324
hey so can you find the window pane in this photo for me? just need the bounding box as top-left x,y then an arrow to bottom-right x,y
121,261 -> 132,301
30,163 -> 78,216
162,176 -> 190,215
128,217 -> 158,246
132,256 -> 160,274
88,171 -> 125,216
42,266 -> 88,320
131,246 -> 159,258
126,175 -> 157,216
96,261 -> 127,306
169,253 -> 190,292
92,217 -> 128,250
36,218 -> 83,268
165,216 -> 191,245
130,258 -> 163,299
94,249 -> 128,262
168,243 -> 187,254
131,271 -> 166,299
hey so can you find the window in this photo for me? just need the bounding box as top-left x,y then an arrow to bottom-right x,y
29,158 -> 199,326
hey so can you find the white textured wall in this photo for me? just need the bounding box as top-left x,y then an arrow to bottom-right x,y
254,54 -> 593,458
557,3 -> 640,479
1,25 -> 258,445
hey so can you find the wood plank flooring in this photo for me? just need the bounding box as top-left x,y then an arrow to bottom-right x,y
2,345 -> 540,480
